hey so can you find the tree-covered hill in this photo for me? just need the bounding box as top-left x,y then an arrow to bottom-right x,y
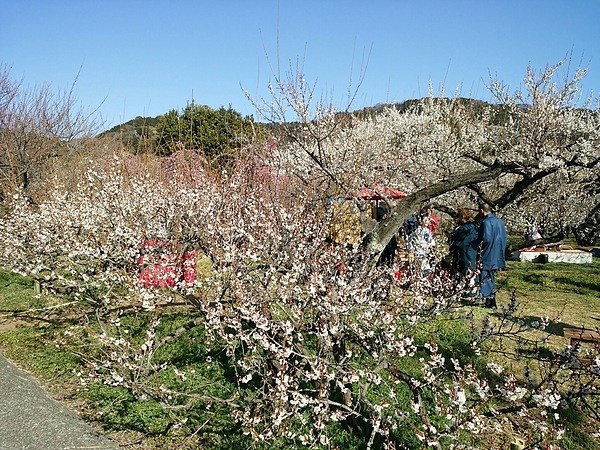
98,116 -> 159,153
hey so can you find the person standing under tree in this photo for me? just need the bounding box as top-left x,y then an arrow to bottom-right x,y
450,209 -> 479,275
376,206 -> 397,267
477,203 -> 507,308
405,214 -> 436,278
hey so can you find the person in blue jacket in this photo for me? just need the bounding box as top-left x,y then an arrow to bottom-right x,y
477,203 -> 507,308
450,208 -> 479,277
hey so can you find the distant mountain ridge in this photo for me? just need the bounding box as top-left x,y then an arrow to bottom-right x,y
97,98 -> 543,152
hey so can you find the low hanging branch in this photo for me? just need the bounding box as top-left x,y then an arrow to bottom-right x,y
364,165 -> 507,261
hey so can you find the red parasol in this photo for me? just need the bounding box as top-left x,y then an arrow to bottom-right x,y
346,183 -> 406,201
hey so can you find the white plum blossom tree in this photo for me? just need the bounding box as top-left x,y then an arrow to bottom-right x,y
253,57 -> 599,251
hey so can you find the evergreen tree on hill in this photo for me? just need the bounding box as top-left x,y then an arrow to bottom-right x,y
154,102 -> 260,164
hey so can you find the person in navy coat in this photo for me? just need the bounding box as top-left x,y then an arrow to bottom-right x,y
450,209 -> 479,275
477,203 -> 507,308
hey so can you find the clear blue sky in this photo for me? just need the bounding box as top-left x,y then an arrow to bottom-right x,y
2,1 -> 599,130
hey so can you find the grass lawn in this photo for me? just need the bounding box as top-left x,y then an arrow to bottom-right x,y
494,259 -> 600,348
498,260 -> 599,319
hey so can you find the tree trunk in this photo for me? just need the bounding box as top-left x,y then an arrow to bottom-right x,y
573,203 -> 600,246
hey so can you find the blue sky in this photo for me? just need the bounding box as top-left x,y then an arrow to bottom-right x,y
2,1 -> 599,130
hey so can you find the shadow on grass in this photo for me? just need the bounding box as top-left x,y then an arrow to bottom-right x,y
520,273 -> 550,287
553,276 -> 600,296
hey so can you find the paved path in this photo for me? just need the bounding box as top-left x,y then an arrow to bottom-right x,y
0,354 -> 120,450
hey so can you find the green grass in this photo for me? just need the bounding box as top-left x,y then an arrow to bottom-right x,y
498,260 -> 600,297
485,259 -> 600,450
495,259 -> 600,331
0,326 -> 82,381
0,270 -> 44,311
